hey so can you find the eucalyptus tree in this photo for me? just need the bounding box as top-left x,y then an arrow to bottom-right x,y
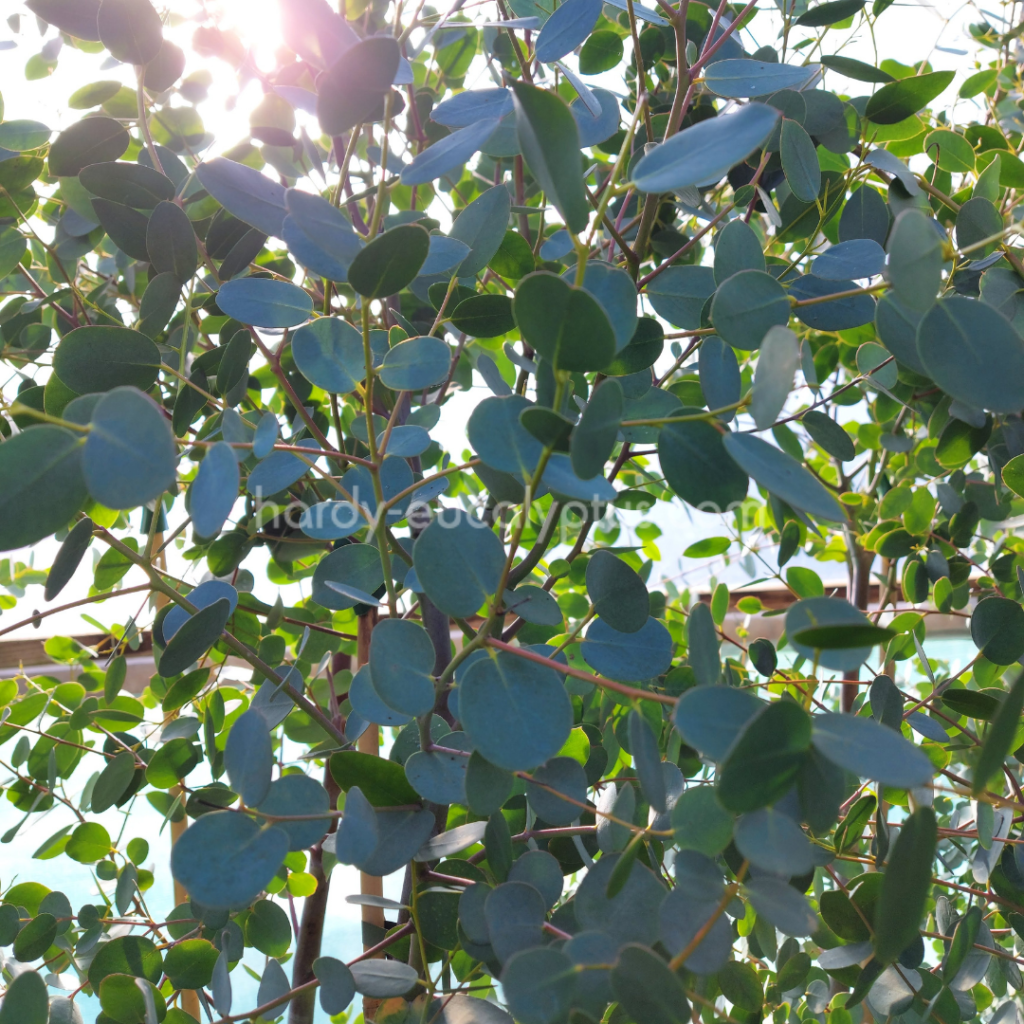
0,0 -> 1023,1022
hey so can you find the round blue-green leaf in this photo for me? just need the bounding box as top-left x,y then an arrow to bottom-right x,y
224,708 -> 273,807
811,712 -> 933,789
575,853 -> 666,945
526,756 -> 587,825
216,278 -> 313,328
571,378 -> 623,481
412,509 -> 505,618
82,387 -> 177,510
513,271 -> 616,372
734,806 -> 816,875
349,664 -> 412,727
633,103 -> 780,192
887,209 -> 943,313
916,296 -> 1024,414
191,441 -> 239,539
586,549 -> 648,634
508,849 -> 564,909
659,419 -> 749,513
563,261 -> 637,351
314,957 -> 356,1016
369,618 -> 436,716
256,774 -> 330,850
247,441 -> 321,498
486,881 -> 546,962
790,274 -> 876,331
385,425 -> 431,457
172,811 -> 289,910
432,88 -> 513,127
0,120 -> 51,151
839,186 -> 890,245
672,787 -> 734,856
541,452 -> 617,501
291,317 -> 365,393
299,500 -> 365,541
612,943 -> 691,1023
349,959 -> 420,998
744,875 -> 818,937
0,426 -> 87,552
330,785 -> 379,867
405,734 -> 471,804
722,433 -> 843,521
449,184 -> 512,276
312,543 -> 385,610
252,412 -> 279,459
571,87 -> 621,147
348,223 -> 430,299
812,239 -> 885,280
459,651 -> 573,771
875,293 -> 927,375
285,188 -> 363,277
379,335 -> 451,391
160,598 -> 232,677
469,394 -> 545,477
673,685 -> 764,761
780,118 -> 821,203
711,269 -> 791,350
646,265 -> 716,329
53,325 -> 161,394
502,948 -> 577,1024
714,220 -> 765,286
359,808 -> 436,876
581,617 -> 673,682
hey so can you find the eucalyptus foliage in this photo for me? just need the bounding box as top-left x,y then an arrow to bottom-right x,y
2,0 -> 1024,1022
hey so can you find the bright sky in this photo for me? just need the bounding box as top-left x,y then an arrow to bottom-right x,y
0,0 -> 989,645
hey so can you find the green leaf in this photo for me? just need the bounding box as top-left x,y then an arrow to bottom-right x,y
0,426 -> 87,552
147,201 -> 198,281
821,54 -> 895,82
92,198 -> 152,261
329,751 -> 421,806
792,623 -> 896,648
48,116 -> 130,176
91,749 -> 136,813
513,272 -> 616,372
224,709 -> 273,806
79,161 -> 175,207
316,36 -> 401,136
659,420 -> 749,514
714,219 -> 765,285
834,793 -> 876,852
246,899 -> 292,957
971,595 -> 1024,664
449,184 -> 512,276
450,294 -> 515,337
66,821 -> 112,863
585,549 -> 648,634
579,29 -> 623,74
290,316 -> 364,394
0,970 -> 49,1024
796,0 -> 864,24
314,957 -> 356,1016
54,325 -> 161,394
719,960 -> 764,1010
943,905 -> 982,981
865,70 -> 955,124
348,223 -> 429,299
925,128 -> 975,174
718,700 -> 812,812
163,938 -> 220,989
511,82 -> 589,234
570,378 -> 622,479
811,712 -> 933,788
196,157 -> 286,236
13,913 -> 57,962
0,121 -> 51,152
751,325 -> 800,429
97,0 -> 164,64
159,598 -> 232,678
955,196 -> 1002,253
873,806 -> 936,963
